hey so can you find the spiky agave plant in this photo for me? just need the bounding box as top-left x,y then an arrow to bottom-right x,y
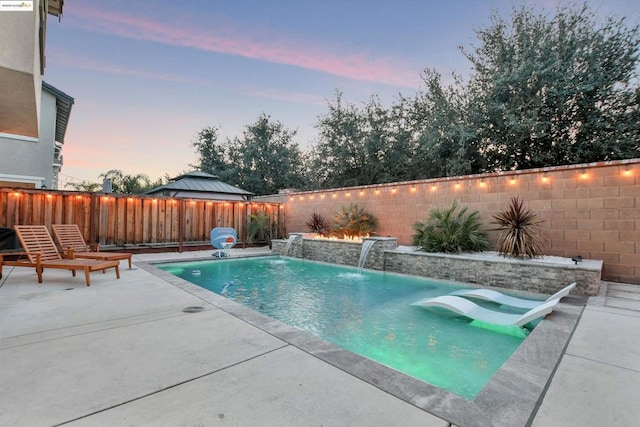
332,203 -> 378,239
412,200 -> 489,253
492,197 -> 545,258
305,212 -> 331,237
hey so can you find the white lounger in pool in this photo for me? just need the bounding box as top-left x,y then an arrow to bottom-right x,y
411,295 -> 560,326
449,283 -> 576,310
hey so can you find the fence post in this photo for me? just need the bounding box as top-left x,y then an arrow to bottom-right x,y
89,193 -> 97,247
178,199 -> 184,252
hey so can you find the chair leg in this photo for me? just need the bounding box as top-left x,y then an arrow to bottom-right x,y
84,267 -> 91,286
128,256 -> 132,269
36,254 -> 43,283
114,265 -> 120,279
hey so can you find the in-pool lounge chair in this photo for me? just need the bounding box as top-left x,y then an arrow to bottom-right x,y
52,224 -> 132,269
448,282 -> 576,310
0,225 -> 120,286
411,295 -> 559,326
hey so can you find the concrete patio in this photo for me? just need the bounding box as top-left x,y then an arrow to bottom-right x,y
1,249 -> 638,426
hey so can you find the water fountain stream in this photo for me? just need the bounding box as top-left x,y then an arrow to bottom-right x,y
284,234 -> 299,256
357,239 -> 376,273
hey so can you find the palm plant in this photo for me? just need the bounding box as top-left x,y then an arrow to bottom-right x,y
305,212 -> 331,237
492,197 -> 545,258
247,212 -> 273,247
413,200 -> 489,253
332,203 -> 378,239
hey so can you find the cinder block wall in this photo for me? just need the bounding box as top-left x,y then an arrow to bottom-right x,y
266,160 -> 639,284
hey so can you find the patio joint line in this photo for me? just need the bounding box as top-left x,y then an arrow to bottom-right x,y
52,343 -> 291,427
0,308 -> 216,350
562,353 -> 640,374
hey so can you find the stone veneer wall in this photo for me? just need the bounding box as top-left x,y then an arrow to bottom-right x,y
273,236 -> 397,271
260,160 -> 639,284
272,237 -> 602,295
384,251 -> 602,296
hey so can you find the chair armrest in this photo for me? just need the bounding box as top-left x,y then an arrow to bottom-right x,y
63,247 -> 76,259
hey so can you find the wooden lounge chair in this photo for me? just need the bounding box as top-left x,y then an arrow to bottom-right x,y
0,225 -> 120,286
52,224 -> 132,269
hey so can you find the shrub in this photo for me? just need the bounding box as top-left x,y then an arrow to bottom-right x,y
412,200 -> 489,253
332,203 -> 378,238
247,212 -> 273,247
492,196 -> 545,258
305,212 -> 331,237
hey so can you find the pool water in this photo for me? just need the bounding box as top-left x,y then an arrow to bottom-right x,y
159,257 -> 527,399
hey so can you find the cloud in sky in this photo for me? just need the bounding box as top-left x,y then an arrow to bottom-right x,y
50,49 -> 328,107
67,3 -> 420,88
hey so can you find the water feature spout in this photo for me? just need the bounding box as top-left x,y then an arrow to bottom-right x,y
358,239 -> 376,273
284,234 -> 299,256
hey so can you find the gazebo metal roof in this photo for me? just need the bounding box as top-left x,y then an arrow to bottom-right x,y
144,171 -> 253,201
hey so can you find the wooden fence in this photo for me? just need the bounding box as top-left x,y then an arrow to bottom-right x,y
0,188 -> 284,250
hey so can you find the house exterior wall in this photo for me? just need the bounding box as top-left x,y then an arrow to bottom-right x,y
0,0 -> 42,137
0,88 -> 57,188
275,160 -> 640,284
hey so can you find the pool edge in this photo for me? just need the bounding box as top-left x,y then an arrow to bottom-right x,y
138,258 -> 584,427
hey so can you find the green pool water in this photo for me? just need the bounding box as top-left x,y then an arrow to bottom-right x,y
159,256 -> 527,399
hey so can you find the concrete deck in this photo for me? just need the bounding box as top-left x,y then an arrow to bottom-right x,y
1,249 -> 638,426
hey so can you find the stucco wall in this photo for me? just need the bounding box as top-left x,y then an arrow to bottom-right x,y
0,87 -> 56,188
274,160 -> 639,284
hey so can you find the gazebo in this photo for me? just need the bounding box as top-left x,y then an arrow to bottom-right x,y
144,171 -> 253,201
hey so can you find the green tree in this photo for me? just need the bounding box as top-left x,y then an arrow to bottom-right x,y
98,169 -> 153,194
411,70 -> 481,178
228,114 -> 307,195
310,91 -> 418,188
65,181 -> 102,192
310,91 -> 367,188
464,4 -> 640,170
192,126 -> 229,176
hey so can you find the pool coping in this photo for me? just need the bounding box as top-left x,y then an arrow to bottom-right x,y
138,257 -> 586,427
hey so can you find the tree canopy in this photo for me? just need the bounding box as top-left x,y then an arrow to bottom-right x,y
188,2 -> 639,194
464,4 -> 640,169
192,114 -> 307,195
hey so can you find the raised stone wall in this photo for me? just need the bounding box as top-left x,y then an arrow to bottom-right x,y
272,238 -> 602,295
384,251 -> 602,296
273,236 -> 397,270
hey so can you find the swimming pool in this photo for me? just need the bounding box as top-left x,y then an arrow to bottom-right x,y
159,256 -> 530,399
